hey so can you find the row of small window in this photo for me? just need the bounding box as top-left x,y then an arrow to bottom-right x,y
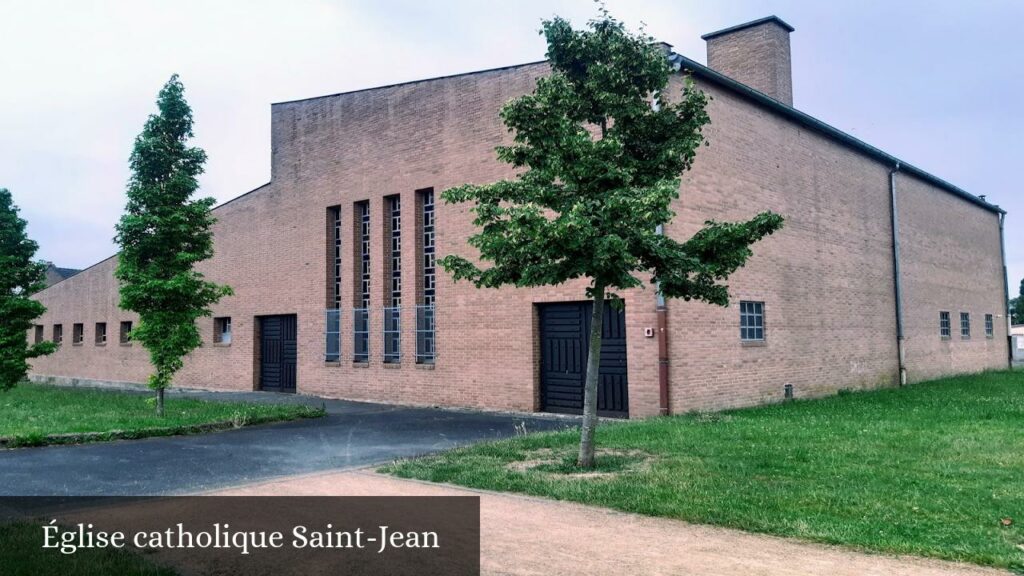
939,311 -> 994,340
35,322 -> 133,346
35,318 -> 234,347
738,303 -> 998,343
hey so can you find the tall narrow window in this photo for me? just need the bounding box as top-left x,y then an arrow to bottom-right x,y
416,188 -> 436,363
939,311 -> 951,339
325,206 -> 342,362
53,324 -> 63,345
985,314 -> 994,338
960,312 -> 971,339
120,321 -> 133,344
739,301 -> 765,342
72,323 -> 84,345
95,322 -> 107,345
34,325 -> 44,344
353,201 -> 370,362
384,196 -> 401,363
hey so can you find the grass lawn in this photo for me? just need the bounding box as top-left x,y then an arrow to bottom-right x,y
383,370 -> 1024,570
0,384 -> 324,447
0,522 -> 177,576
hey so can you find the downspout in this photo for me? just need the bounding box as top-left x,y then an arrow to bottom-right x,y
652,82 -> 671,416
655,225 -> 670,415
998,211 -> 1012,367
889,163 -> 907,386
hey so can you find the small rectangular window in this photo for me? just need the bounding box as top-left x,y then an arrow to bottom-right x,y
95,322 -> 107,345
353,308 -> 369,363
739,301 -> 765,342
120,321 -> 133,344
72,323 -> 84,345
34,325 -> 44,344
939,311 -> 951,339
214,317 -> 232,344
325,309 -> 341,362
960,312 -> 970,339
53,324 -> 63,345
985,314 -> 994,338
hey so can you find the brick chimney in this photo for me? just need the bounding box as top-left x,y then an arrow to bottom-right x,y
702,16 -> 795,105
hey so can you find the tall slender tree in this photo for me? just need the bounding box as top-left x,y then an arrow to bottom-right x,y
115,75 -> 231,416
440,9 -> 784,467
0,189 -> 56,391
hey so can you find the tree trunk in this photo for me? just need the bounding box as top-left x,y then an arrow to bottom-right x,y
156,387 -> 165,417
577,284 -> 605,469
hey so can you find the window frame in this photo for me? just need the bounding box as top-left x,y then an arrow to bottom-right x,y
739,300 -> 766,343
325,206 -> 342,363
353,200 -> 371,363
53,324 -> 63,345
984,313 -> 994,338
939,311 -> 951,340
120,321 -> 133,345
214,317 -> 232,345
384,195 -> 402,364
95,322 -> 107,345
34,325 -> 44,345
72,323 -> 84,346
959,312 -> 971,340
416,188 -> 437,364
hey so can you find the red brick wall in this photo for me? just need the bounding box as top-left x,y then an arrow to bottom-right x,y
665,78 -> 901,412
27,61 -> 1008,417
896,173 -> 1008,380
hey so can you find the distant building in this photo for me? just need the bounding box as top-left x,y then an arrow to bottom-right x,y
27,16 -> 1011,417
42,263 -> 81,288
1011,325 -> 1024,336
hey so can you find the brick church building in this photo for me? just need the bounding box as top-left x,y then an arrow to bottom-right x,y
29,16 -> 1011,418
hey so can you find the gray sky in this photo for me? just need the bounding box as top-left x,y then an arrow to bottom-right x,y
2,0 -> 1021,294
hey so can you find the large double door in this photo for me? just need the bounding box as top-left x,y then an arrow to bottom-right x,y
259,315 -> 297,393
539,302 -> 629,418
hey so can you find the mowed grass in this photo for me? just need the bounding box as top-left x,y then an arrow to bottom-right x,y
384,370 -> 1024,570
0,522 -> 177,576
0,384 -> 324,447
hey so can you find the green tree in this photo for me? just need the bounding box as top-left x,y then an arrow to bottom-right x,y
1011,278 -> 1023,325
114,75 -> 231,416
0,189 -> 56,391
441,10 -> 784,468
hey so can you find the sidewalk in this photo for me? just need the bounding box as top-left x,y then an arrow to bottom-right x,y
211,470 -> 1007,576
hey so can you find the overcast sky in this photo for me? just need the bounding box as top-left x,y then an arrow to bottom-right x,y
2,0 -> 1021,294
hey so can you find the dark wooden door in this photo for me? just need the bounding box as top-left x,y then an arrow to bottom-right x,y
539,302 -> 629,418
260,315 -> 297,393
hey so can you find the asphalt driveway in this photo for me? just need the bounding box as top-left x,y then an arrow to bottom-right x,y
0,389 -> 576,496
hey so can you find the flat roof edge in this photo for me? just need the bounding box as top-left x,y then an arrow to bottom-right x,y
671,53 -> 1004,215
34,181 -> 275,296
271,60 -> 548,107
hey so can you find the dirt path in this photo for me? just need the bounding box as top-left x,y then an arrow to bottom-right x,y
210,470 -> 1006,576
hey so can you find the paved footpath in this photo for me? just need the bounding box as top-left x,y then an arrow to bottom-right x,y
212,470 -> 1007,576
